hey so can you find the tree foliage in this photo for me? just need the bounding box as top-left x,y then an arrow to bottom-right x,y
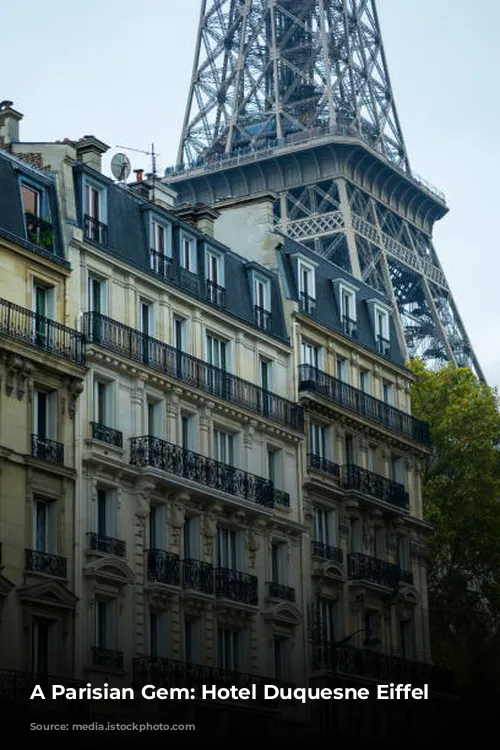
408,360 -> 500,685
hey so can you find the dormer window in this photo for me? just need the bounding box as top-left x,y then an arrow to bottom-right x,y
297,259 -> 316,314
180,233 -> 197,273
367,299 -> 391,356
21,181 -> 54,253
253,274 -> 271,331
332,279 -> 358,338
205,248 -> 225,307
83,178 -> 107,246
150,218 -> 172,279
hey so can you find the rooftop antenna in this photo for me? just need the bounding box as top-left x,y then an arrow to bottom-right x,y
115,143 -> 159,200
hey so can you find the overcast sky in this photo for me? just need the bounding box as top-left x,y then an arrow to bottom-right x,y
2,0 -> 499,386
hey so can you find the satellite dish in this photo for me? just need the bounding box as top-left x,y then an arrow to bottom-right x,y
111,152 -> 131,182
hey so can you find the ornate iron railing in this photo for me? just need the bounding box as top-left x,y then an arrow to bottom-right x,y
31,435 -> 64,466
273,489 -> 290,508
84,214 -> 108,246
347,552 -> 403,588
183,558 -> 214,594
150,249 -> 174,279
130,436 -> 278,510
24,212 -> 54,252
25,549 -> 66,578
299,292 -> 316,315
266,581 -> 296,602
312,641 -> 455,694
83,312 -> 303,432
87,531 -> 126,558
92,647 -> 123,670
147,549 -> 181,587
341,464 -> 409,510
342,315 -> 358,338
206,280 -> 226,307
254,305 -> 271,331
215,567 -> 258,605
90,421 -> 123,448
377,335 -> 391,357
298,364 -> 430,446
311,541 -> 344,564
0,297 -> 86,365
308,453 -> 340,478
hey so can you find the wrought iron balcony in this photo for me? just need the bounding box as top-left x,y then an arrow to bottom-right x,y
92,647 -> 123,671
342,315 -> 358,338
0,297 -> 86,365
341,464 -> 409,510
377,335 -> 391,357
24,212 -> 54,252
347,552 -> 403,588
206,280 -> 226,307
308,453 -> 340,478
25,549 -> 66,578
298,364 -> 430,447
83,312 -> 303,431
87,531 -> 126,558
31,435 -> 64,466
147,549 -> 181,587
311,541 -> 344,564
215,567 -> 258,605
312,640 -> 455,694
266,581 -> 296,602
133,657 -> 286,705
0,668 -> 89,703
90,421 -> 123,448
274,489 -> 290,508
150,248 -> 174,279
254,305 -> 271,331
130,436 -> 280,510
299,292 -> 316,315
84,214 -> 108,246
182,558 -> 214,594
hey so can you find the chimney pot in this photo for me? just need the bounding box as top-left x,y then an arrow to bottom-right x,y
134,169 -> 144,183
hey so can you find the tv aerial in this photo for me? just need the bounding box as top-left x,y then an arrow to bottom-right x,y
110,152 -> 131,183
115,143 -> 160,198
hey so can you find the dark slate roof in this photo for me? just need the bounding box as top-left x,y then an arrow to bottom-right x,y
278,236 -> 405,367
0,150 -> 67,267
74,164 -> 289,344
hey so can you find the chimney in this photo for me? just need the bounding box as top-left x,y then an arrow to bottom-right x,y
134,169 -> 144,183
75,135 -> 110,173
0,101 -> 23,145
174,203 -> 220,238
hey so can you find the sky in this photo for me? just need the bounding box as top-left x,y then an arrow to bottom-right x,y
2,0 -> 499,386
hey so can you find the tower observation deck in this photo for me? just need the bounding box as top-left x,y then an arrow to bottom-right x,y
166,0 -> 483,379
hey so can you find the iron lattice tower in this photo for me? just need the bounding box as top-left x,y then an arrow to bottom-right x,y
168,0 -> 483,378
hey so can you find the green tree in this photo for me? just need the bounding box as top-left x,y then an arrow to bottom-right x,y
408,360 -> 500,688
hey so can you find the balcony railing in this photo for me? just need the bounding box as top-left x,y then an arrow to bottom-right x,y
266,581 -> 296,602
84,214 -> 108,246
311,541 -> 344,564
298,364 -> 430,447
150,249 -> 174,279
215,567 -> 258,605
0,668 -> 90,706
92,647 -> 123,671
254,305 -> 271,331
25,549 -> 66,578
206,280 -> 226,307
347,552 -> 403,588
87,532 -> 126,558
273,489 -> 290,508
299,292 -> 316,315
312,641 -> 455,694
24,212 -> 54,252
130,436 -> 279,510
342,315 -> 358,338
308,453 -> 340,478
377,335 -> 391,357
83,313 -> 303,432
0,297 -> 86,365
147,549 -> 181,587
183,558 -> 214,594
341,464 -> 409,510
133,657 -> 290,705
90,421 -> 123,448
31,435 -> 64,466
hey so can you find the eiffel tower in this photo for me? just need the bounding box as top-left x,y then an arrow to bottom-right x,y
166,0 -> 483,379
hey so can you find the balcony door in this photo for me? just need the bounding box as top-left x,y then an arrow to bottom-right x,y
217,528 -> 242,572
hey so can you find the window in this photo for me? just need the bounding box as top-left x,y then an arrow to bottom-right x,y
174,317 -> 187,351
33,498 -> 56,554
22,184 -> 41,216
298,260 -> 316,313
349,518 -> 362,553
359,370 -> 371,395
184,517 -> 200,559
32,282 -> 55,347
147,399 -> 162,438
375,308 -> 390,355
336,357 -> 348,383
84,181 -> 106,244
218,627 -> 240,671
94,379 -> 114,427
397,537 -> 410,572
274,637 -> 289,681
217,528 -> 243,571
316,597 -> 340,642
185,619 -> 201,663
181,413 -> 196,451
374,527 -> 386,560
206,334 -> 228,370
391,456 -> 404,485
180,234 -> 197,273
367,446 -> 377,473
382,380 -> 394,406
94,599 -> 116,650
271,541 -> 287,584
345,434 -> 355,465
151,220 -> 172,277
400,619 -> 415,660
213,428 -> 234,465
88,276 -> 107,340
149,506 -> 166,550
267,447 -> 282,488
341,286 -> 357,337
364,610 -> 381,647
313,507 -> 337,548
85,184 -> 101,221
150,611 -> 166,658
96,488 -> 115,539
310,422 -> 326,459
33,389 -> 57,441
139,301 -> 154,363
301,340 -> 322,369
254,276 -> 271,330
206,249 -> 225,305
32,620 -> 52,676
260,358 -> 273,416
